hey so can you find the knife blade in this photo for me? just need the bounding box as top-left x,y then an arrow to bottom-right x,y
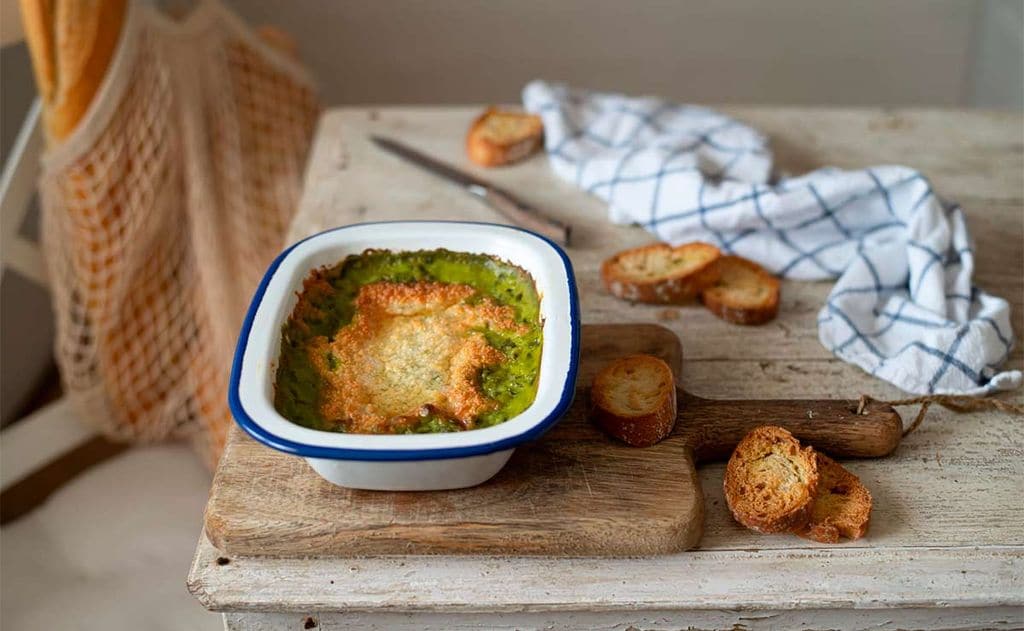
370,135 -> 571,246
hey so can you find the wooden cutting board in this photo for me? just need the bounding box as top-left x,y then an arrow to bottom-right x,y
205,324 -> 902,557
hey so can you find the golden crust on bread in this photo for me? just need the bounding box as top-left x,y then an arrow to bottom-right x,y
310,281 -> 525,433
701,255 -> 780,325
590,355 -> 677,447
19,0 -> 58,103
601,242 -> 721,304
21,0 -> 128,142
795,453 -> 872,543
724,426 -> 819,533
466,107 -> 544,167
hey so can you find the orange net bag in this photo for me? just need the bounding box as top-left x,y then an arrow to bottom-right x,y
36,1 -> 320,467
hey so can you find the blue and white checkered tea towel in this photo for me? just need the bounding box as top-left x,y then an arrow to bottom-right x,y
524,80 -> 1021,396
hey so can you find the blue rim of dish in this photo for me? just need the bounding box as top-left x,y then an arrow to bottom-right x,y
228,220 -> 580,461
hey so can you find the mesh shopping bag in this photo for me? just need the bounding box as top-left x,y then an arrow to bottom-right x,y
36,1 -> 320,466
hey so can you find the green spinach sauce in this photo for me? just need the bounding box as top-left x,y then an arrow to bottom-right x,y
274,248 -> 542,433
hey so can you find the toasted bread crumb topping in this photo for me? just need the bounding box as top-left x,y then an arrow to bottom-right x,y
310,281 -> 525,433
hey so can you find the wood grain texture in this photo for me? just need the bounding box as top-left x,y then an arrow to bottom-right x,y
189,106 -> 1024,622
682,394 -> 902,462
205,324 -> 902,557
207,324 -> 693,558
223,606 -> 1024,631
188,534 -> 1024,613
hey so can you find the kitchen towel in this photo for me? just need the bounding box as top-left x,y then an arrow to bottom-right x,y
524,80 -> 1020,396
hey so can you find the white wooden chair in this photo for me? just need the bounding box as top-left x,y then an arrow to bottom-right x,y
0,100 -> 219,631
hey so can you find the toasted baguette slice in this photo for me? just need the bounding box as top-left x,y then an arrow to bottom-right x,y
601,242 -> 721,304
590,355 -> 677,447
724,426 -> 819,533
701,255 -> 780,324
794,453 -> 872,543
466,107 -> 544,167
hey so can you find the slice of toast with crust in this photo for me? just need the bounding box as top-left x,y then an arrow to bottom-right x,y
701,255 -> 780,325
590,355 -> 677,447
466,107 -> 544,167
724,426 -> 819,533
601,242 -> 721,304
794,453 -> 872,543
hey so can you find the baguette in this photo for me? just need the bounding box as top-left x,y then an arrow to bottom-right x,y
601,242 -> 721,304
466,107 -> 544,167
590,355 -> 677,447
701,255 -> 780,325
724,426 -> 819,533
21,0 -> 128,143
794,453 -> 872,543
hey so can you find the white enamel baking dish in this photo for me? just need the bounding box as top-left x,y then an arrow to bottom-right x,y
229,221 -> 580,490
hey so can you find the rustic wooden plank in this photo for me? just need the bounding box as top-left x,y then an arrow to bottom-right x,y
206,324 -> 697,557
188,533 -> 1023,613
720,108 -> 1024,203
223,606 -> 1024,631
296,108 -> 1024,222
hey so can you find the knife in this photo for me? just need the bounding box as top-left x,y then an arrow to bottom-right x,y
370,135 -> 571,246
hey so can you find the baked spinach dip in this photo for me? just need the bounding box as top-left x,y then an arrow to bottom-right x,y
274,248 -> 543,434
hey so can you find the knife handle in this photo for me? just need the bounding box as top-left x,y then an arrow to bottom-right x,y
476,186 -> 571,246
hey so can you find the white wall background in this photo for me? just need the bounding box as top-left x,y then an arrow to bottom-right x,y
223,0 -> 1024,110
972,0 -> 1024,109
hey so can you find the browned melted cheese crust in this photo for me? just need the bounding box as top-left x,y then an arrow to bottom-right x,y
309,281 -> 526,433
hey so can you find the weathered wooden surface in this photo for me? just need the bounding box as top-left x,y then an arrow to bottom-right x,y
223,607 -> 1024,631
205,325 -> 902,558
207,324 -> 695,557
191,537 -> 1023,612
680,393 -> 901,461
189,106 -> 1024,628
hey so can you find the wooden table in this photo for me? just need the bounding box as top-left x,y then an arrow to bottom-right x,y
188,106 -> 1024,630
